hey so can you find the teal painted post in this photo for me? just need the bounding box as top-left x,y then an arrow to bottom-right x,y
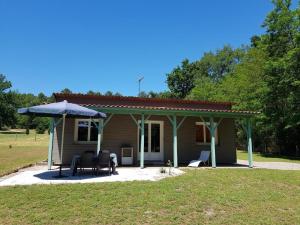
97,119 -> 103,156
210,117 -> 216,168
247,119 -> 253,168
47,118 -> 54,170
140,114 -> 145,168
173,115 -> 178,168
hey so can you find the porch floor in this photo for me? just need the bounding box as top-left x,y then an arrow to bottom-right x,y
0,165 -> 184,186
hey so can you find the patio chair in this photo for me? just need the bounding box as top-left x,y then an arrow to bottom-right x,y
188,150 -> 210,167
79,150 -> 96,173
94,150 -> 111,176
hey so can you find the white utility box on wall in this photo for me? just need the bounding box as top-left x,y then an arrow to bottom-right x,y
121,147 -> 133,165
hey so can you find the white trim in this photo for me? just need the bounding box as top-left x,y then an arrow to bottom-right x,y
195,122 -> 218,145
74,118 -> 100,144
137,120 -> 164,161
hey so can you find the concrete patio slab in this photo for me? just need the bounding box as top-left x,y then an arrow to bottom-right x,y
0,166 -> 184,187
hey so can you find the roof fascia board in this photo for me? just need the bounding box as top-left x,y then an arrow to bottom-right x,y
88,106 -> 255,118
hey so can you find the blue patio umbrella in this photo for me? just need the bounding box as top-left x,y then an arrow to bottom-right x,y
18,100 -> 106,118
18,100 -> 106,177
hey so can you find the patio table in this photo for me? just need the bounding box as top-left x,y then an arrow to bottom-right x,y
71,153 -> 118,176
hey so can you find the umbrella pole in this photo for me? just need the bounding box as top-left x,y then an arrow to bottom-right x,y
61,114 -> 66,165
55,113 -> 67,178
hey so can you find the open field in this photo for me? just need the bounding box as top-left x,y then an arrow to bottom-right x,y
0,169 -> 299,225
237,150 -> 300,164
0,130 -> 48,176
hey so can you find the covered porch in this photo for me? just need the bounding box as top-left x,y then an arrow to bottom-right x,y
48,107 -> 257,169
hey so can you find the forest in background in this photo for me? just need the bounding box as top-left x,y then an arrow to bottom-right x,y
0,0 -> 299,155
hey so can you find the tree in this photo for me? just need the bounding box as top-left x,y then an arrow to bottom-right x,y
33,117 -> 49,134
186,46 -> 269,147
60,88 -> 72,94
87,90 -> 102,95
250,35 -> 262,48
195,45 -> 245,82
14,92 -> 51,132
104,91 -> 113,96
0,74 -> 11,92
166,59 -> 196,99
187,76 -> 218,101
37,92 -> 48,103
188,47 -> 267,106
0,74 -> 17,129
219,48 -> 268,111
166,46 -> 245,99
260,0 -> 300,154
220,48 -> 269,147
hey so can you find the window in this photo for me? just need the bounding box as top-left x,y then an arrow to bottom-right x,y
74,119 -> 100,142
195,122 -> 218,144
90,121 -> 99,141
77,121 -> 89,141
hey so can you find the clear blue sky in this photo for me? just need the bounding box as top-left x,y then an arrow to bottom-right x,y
0,0 -> 274,96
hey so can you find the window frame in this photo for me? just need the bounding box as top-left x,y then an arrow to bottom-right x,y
195,122 -> 218,145
74,118 -> 100,143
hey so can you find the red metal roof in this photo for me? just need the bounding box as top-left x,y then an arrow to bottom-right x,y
53,93 -> 259,115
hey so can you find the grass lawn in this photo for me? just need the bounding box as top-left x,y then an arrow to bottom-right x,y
0,169 -> 299,225
0,132 -> 299,224
0,130 -> 48,176
237,150 -> 300,163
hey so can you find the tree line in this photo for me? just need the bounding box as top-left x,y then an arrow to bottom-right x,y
0,76 -> 126,134
0,0 -> 299,155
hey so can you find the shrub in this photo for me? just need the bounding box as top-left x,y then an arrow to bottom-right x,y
36,124 -> 46,134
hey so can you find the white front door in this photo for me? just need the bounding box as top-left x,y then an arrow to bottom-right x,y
138,120 -> 164,161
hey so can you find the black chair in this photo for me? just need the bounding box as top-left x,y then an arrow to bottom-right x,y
94,150 -> 111,176
79,150 -> 96,173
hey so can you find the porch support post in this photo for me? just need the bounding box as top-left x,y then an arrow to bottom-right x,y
247,118 -> 253,168
173,115 -> 178,168
209,117 -> 216,168
97,119 -> 104,156
47,118 -> 54,170
140,114 -> 145,168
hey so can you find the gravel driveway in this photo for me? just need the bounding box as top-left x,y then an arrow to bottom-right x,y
237,160 -> 300,170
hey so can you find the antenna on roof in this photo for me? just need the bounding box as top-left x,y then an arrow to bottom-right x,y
138,76 -> 144,97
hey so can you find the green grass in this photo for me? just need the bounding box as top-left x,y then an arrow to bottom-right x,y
0,130 -> 48,176
0,169 -> 299,225
0,131 -> 299,224
237,150 -> 300,163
